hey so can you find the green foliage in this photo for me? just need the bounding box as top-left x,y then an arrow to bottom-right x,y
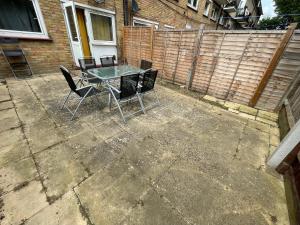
258,17 -> 288,30
274,0 -> 300,24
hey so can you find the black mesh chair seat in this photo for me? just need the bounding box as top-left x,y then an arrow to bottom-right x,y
108,73 -> 144,122
2,49 -> 32,79
10,62 -> 28,66
60,66 -> 103,120
138,69 -> 160,111
76,86 -> 101,98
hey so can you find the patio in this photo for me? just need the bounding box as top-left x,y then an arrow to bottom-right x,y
0,72 -> 289,225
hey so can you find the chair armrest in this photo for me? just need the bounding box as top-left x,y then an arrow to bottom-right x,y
107,84 -> 121,94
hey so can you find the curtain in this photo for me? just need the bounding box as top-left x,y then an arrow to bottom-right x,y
0,0 -> 41,32
91,14 -> 113,41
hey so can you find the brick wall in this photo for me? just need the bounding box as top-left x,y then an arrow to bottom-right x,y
0,0 -> 74,78
0,0 -> 221,79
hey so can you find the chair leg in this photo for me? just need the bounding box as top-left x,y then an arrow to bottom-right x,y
153,90 -> 160,105
109,89 -> 126,123
70,87 -> 93,120
61,90 -> 72,109
71,97 -> 85,120
137,93 -> 146,114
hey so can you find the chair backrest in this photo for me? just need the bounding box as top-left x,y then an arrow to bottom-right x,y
141,70 -> 158,93
140,59 -> 152,70
120,73 -> 139,99
78,57 -> 96,72
100,55 -> 115,67
3,49 -> 26,63
60,66 -> 78,94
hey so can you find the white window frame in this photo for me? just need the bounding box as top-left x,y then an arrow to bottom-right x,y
0,0 -> 48,39
187,0 -> 199,10
164,25 -> 175,30
203,0 -> 211,17
86,10 -> 117,46
133,17 -> 159,29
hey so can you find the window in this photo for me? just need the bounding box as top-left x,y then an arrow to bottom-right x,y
133,17 -> 159,29
210,4 -> 220,21
66,6 -> 78,41
203,0 -> 211,16
91,13 -> 113,41
219,13 -> 225,25
187,0 -> 199,10
0,0 -> 48,39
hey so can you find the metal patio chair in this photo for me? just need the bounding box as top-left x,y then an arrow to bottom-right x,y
139,69 -> 160,110
100,55 -> 116,67
78,57 -> 102,85
140,59 -> 152,70
108,73 -> 145,123
2,49 -> 33,79
60,66 -> 102,120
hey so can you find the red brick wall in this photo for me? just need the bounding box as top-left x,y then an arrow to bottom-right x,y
0,0 -> 220,79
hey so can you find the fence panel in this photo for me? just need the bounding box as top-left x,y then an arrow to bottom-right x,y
123,26 -> 299,112
256,31 -> 300,111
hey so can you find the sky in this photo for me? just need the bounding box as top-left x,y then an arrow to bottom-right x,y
261,0 -> 277,18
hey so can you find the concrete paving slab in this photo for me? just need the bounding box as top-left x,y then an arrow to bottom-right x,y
120,189 -> 189,225
34,143 -> 87,202
0,101 -> 13,111
0,108 -> 20,133
74,157 -> 150,225
0,128 -> 24,148
25,191 -> 86,225
0,140 -> 31,167
0,181 -> 48,225
0,86 -> 10,102
24,118 -> 65,153
0,157 -> 37,195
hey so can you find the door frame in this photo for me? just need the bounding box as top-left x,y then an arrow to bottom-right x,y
61,1 -> 83,66
61,0 -> 117,65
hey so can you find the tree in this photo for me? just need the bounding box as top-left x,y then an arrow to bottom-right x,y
258,17 -> 288,30
274,0 -> 300,25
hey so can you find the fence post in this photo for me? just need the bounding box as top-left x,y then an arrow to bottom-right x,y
225,32 -> 252,100
161,30 -> 169,80
187,24 -> 205,89
205,31 -> 226,95
173,31 -> 183,83
249,23 -> 297,107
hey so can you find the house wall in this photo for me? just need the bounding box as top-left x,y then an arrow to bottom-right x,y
0,0 -> 74,78
0,0 -> 226,79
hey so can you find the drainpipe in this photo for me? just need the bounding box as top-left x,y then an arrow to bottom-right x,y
123,0 -> 129,26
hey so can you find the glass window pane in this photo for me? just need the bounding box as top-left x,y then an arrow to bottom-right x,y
91,14 -> 113,41
0,0 -> 41,32
66,6 -> 78,41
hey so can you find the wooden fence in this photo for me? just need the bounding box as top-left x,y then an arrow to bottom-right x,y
123,26 -> 300,112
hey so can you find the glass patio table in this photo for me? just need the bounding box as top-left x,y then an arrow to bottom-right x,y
87,65 -> 145,111
87,65 -> 145,81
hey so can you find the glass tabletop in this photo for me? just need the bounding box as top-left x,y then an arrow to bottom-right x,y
87,65 -> 145,80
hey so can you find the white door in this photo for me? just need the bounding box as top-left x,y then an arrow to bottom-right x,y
85,9 -> 118,65
63,2 -> 83,66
